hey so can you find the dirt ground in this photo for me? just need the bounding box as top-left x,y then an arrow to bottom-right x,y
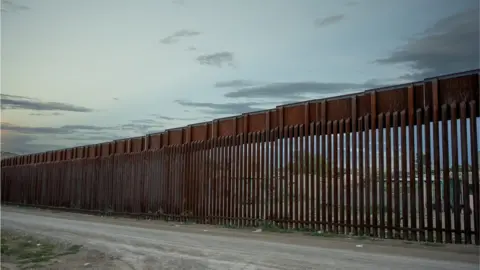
1,206 -> 479,270
1,229 -> 129,270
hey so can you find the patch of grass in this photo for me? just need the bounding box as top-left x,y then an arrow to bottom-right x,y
222,223 -> 240,229
295,226 -> 315,233
58,244 -> 82,256
1,230 -> 83,269
258,221 -> 293,233
353,235 -> 369,240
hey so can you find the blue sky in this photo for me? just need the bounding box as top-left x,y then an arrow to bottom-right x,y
1,0 -> 479,154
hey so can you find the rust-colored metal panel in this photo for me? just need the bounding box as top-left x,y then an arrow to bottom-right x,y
439,74 -> 478,107
169,129 -> 183,145
249,112 -> 266,133
101,142 -> 110,156
65,149 -> 73,160
149,134 -> 162,148
131,137 -> 142,152
269,110 -> 277,128
185,127 -> 191,143
213,120 -> 219,138
192,124 -> 207,141
141,136 -> 146,150
126,139 -> 132,153
206,122 -> 212,139
144,135 -> 149,150
55,150 -> 62,161
218,117 -> 235,137
357,93 -> 371,117
376,87 -> 408,114
327,97 -> 351,121
76,147 -> 84,158
236,117 -> 244,134
308,103 -> 317,122
414,84 -> 425,108
161,132 -> 169,146
284,104 -> 304,126
115,140 -> 126,153
181,128 -> 187,144
424,81 -> 433,108
95,144 -> 101,156
87,145 -> 96,157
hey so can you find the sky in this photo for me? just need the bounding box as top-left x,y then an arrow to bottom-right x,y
1,0 -> 479,155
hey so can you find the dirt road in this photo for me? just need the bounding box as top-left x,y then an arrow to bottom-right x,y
1,206 -> 478,270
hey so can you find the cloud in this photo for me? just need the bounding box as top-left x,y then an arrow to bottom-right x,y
314,14 -> 345,28
1,0 -> 29,13
375,7 -> 479,80
0,122 -> 110,135
62,134 -> 122,142
214,80 -> 256,88
175,100 -> 265,115
346,1 -> 358,6
0,132 -> 64,155
224,81 -> 380,99
196,52 -> 235,68
1,94 -> 93,112
119,118 -> 167,134
0,117 -> 167,154
150,114 -> 200,121
29,112 -> 64,116
1,117 -> 167,137
160,29 -> 200,44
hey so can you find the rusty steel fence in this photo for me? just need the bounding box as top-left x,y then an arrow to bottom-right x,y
1,70 -> 479,245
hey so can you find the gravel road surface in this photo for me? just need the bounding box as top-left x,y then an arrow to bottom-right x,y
1,206 -> 478,270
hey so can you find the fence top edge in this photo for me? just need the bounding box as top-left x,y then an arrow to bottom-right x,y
3,68 -> 479,163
